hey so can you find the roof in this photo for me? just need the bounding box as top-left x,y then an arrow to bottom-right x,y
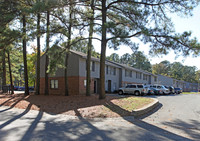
70,50 -> 121,68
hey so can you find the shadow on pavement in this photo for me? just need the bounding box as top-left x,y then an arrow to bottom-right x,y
104,100 -> 192,140
162,119 -> 200,140
138,103 -> 163,120
0,103 -> 32,130
20,110 -> 44,141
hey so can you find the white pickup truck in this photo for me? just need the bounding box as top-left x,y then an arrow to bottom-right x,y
118,84 -> 148,96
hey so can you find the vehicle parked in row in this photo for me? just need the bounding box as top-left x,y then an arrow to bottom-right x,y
14,86 -> 19,90
145,87 -> 163,95
164,86 -> 175,94
174,88 -> 182,94
145,86 -> 154,95
151,87 -> 163,95
146,84 -> 170,95
118,84 -> 148,96
18,86 -> 25,91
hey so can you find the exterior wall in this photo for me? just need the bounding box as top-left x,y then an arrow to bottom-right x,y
157,75 -> 173,86
79,58 -> 100,78
121,69 -> 134,83
150,75 -> 158,85
79,58 -> 121,93
105,66 -> 120,92
40,53 -> 79,78
40,77 -> 66,95
40,76 -> 94,95
79,76 -> 94,95
121,68 -> 157,86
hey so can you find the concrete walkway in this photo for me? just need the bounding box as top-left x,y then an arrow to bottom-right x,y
0,105 -> 192,141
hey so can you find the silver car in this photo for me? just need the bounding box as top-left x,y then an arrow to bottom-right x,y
118,84 -> 148,96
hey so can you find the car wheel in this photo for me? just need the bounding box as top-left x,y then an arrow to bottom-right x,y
118,90 -> 123,95
134,91 -> 140,96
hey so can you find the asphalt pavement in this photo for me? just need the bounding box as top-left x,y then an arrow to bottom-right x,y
0,94 -> 200,141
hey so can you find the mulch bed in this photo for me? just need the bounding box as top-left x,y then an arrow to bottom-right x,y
0,93 -> 150,118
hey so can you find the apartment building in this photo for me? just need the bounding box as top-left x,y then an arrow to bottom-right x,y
39,50 -> 158,95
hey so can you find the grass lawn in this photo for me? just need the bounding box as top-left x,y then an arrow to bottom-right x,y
0,93 -> 153,118
182,92 -> 200,94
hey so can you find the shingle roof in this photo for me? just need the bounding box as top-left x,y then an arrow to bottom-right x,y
71,50 -> 157,76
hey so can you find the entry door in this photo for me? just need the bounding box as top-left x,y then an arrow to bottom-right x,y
94,80 -> 97,93
108,80 -> 112,93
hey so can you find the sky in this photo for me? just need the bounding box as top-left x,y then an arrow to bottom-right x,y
94,5 -> 200,70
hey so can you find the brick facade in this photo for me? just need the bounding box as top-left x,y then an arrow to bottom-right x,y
40,76 -> 94,95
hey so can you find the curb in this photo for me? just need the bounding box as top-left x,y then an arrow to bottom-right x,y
131,98 -> 159,117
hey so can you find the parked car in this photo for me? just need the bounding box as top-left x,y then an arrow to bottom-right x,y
118,84 -> 148,96
14,86 -> 19,90
165,86 -> 175,94
145,86 -> 163,95
18,86 -> 25,91
29,86 -> 34,91
145,86 -> 154,95
147,85 -> 170,95
174,88 -> 182,94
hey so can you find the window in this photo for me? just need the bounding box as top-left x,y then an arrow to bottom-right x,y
106,65 -> 109,74
143,74 -> 148,80
130,85 -> 136,88
136,72 -> 142,79
50,80 -> 58,89
84,80 -> 87,87
92,61 -> 95,72
130,71 -> 132,77
113,68 -> 116,75
125,70 -> 128,77
125,70 -> 132,77
154,76 -> 157,82
137,85 -> 143,88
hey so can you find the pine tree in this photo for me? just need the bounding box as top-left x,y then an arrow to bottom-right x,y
45,10 -> 50,95
7,50 -> 14,94
22,14 -> 29,96
86,0 -> 95,96
97,0 -> 200,99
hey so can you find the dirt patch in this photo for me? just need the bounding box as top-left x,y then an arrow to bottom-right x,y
0,93 -> 153,118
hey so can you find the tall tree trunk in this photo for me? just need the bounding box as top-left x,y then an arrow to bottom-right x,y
22,15 -> 29,96
65,2 -> 72,96
64,52 -> 69,96
86,1 -> 95,96
7,51 -> 14,94
36,13 -> 41,95
45,10 -> 50,95
99,0 -> 107,99
2,48 -> 6,93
